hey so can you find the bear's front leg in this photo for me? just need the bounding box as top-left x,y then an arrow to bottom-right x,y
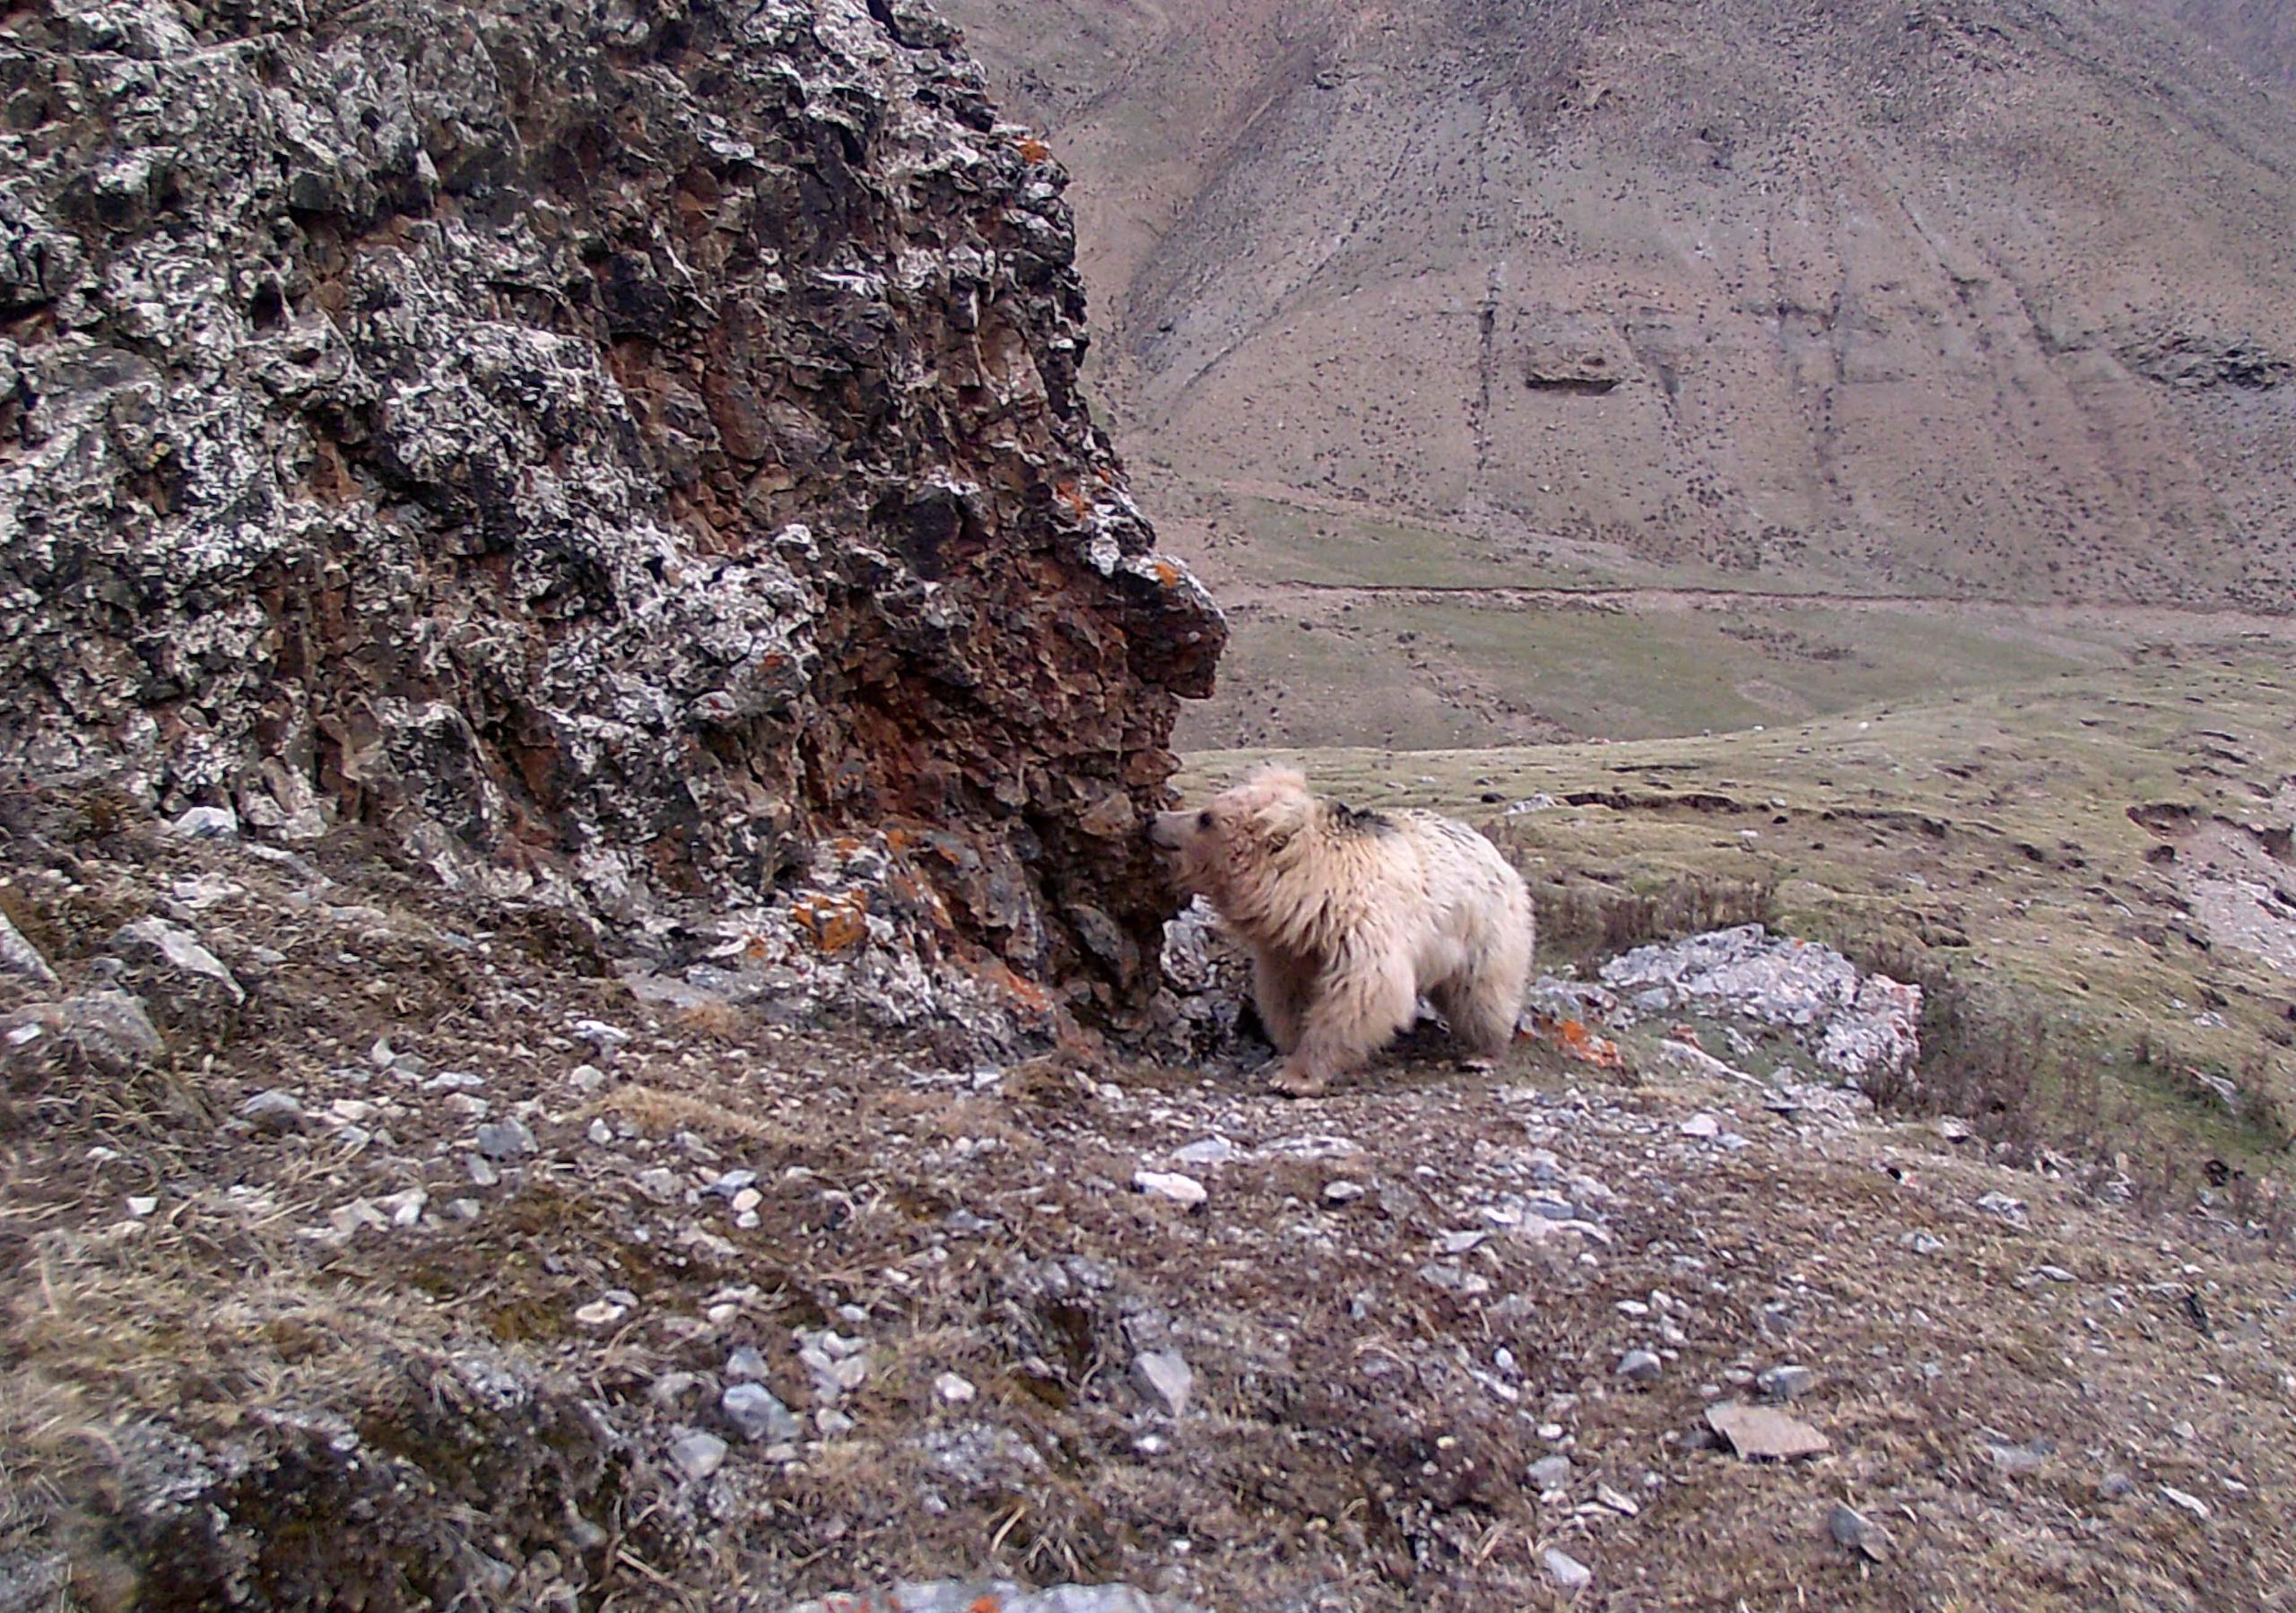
1272,954 -> 1416,1097
1250,948 -> 1312,1054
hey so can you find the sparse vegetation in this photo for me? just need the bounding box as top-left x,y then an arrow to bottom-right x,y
1188,653 -> 2296,1177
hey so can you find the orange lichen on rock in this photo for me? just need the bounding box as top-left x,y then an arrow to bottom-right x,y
977,958 -> 1053,1017
791,891 -> 869,954
1016,134 -> 1050,162
1525,1012 -> 1625,1070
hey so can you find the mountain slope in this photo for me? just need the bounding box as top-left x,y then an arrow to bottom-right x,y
943,0 -> 2296,611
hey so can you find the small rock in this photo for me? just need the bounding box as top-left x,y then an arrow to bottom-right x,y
1985,1436 -> 2057,1477
0,910 -> 59,989
126,1195 -> 158,1218
374,1187 -> 427,1227
722,1383 -> 800,1444
466,1156 -> 500,1187
726,1346 -> 770,1382
1323,1179 -> 1367,1204
1172,1136 -> 1236,1167
1757,1364 -> 1817,1401
2161,1485 -> 2212,1521
1680,1113 -> 1721,1139
1706,1402 -> 1831,1461
1,991 -> 165,1076
1133,1169 -> 1207,1208
1543,1546 -> 1592,1598
1131,1349 -> 1194,1418
935,1372 -> 978,1405
109,917 -> 245,1029
1900,1230 -> 1948,1257
574,1298 -> 631,1328
669,1430 -> 727,1483
571,1019 -> 631,1060
2099,1470 -> 2136,1501
649,1372 -> 704,1408
168,805 -> 240,839
1528,1454 -> 1572,1491
1596,1483 -> 1639,1517
1829,1504 -> 1892,1562
1418,1262 -> 1491,1296
476,1119 -> 536,1159
1617,1349 -> 1664,1385
567,1062 -> 606,1092
239,1088 -> 309,1132
2032,1264 -> 2077,1283
326,1199 -> 389,1237
1975,1191 -> 2028,1224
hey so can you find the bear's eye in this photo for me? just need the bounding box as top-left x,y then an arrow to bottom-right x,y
1197,810 -> 1213,828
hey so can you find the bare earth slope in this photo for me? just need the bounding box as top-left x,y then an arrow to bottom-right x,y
941,0 -> 2296,611
2157,0 -> 2296,91
4,776 -> 2294,1609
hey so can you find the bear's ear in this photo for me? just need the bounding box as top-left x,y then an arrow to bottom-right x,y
1247,781 -> 1313,850
1250,764 -> 1309,794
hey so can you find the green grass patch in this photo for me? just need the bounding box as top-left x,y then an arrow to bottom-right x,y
1186,655 -> 2296,1171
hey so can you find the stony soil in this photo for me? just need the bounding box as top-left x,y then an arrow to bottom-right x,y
4,781 -> 2292,1610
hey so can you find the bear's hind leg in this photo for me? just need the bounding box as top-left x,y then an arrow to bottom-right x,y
1274,954 -> 1416,1097
1443,912 -> 1535,1062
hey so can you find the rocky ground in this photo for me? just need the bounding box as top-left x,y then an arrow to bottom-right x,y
4,781 -> 2294,1611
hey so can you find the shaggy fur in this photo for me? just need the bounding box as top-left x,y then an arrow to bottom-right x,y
1149,767 -> 1536,1097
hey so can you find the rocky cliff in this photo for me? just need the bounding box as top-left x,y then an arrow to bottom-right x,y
0,0 -> 1222,1038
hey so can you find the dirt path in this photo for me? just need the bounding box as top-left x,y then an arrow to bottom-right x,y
1214,575 -> 2296,629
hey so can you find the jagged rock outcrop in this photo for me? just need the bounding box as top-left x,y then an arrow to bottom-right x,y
0,0 -> 1222,1035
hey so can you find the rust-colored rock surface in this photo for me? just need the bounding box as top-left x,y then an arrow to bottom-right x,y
0,0 -> 1222,1032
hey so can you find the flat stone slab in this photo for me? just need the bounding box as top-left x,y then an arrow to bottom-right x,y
1707,1401 -> 1831,1461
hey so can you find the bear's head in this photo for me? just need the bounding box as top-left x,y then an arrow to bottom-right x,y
1146,766 -> 1317,906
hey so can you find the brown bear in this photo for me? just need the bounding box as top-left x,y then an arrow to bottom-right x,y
1149,766 -> 1535,1097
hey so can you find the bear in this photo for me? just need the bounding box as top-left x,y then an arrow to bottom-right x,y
1148,766 -> 1536,1097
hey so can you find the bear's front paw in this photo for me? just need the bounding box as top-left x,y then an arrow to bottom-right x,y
1269,1063 -> 1327,1099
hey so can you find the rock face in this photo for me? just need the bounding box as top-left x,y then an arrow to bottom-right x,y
0,0 -> 1222,1029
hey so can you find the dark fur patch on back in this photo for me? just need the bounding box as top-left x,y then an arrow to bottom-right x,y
1328,799 -> 1394,836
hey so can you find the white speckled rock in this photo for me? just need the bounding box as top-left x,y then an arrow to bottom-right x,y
0,0 -> 1222,1051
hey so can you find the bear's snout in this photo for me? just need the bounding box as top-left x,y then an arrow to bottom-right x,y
1145,811 -> 1189,851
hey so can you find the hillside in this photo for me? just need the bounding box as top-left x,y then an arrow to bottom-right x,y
941,0 -> 2296,746
2159,0 -> 2296,90
944,0 -> 2296,607
6,676 -> 2294,1609
5,0 -> 2295,1608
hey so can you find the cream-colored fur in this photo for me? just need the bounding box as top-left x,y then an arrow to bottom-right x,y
1149,767 -> 1536,1097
